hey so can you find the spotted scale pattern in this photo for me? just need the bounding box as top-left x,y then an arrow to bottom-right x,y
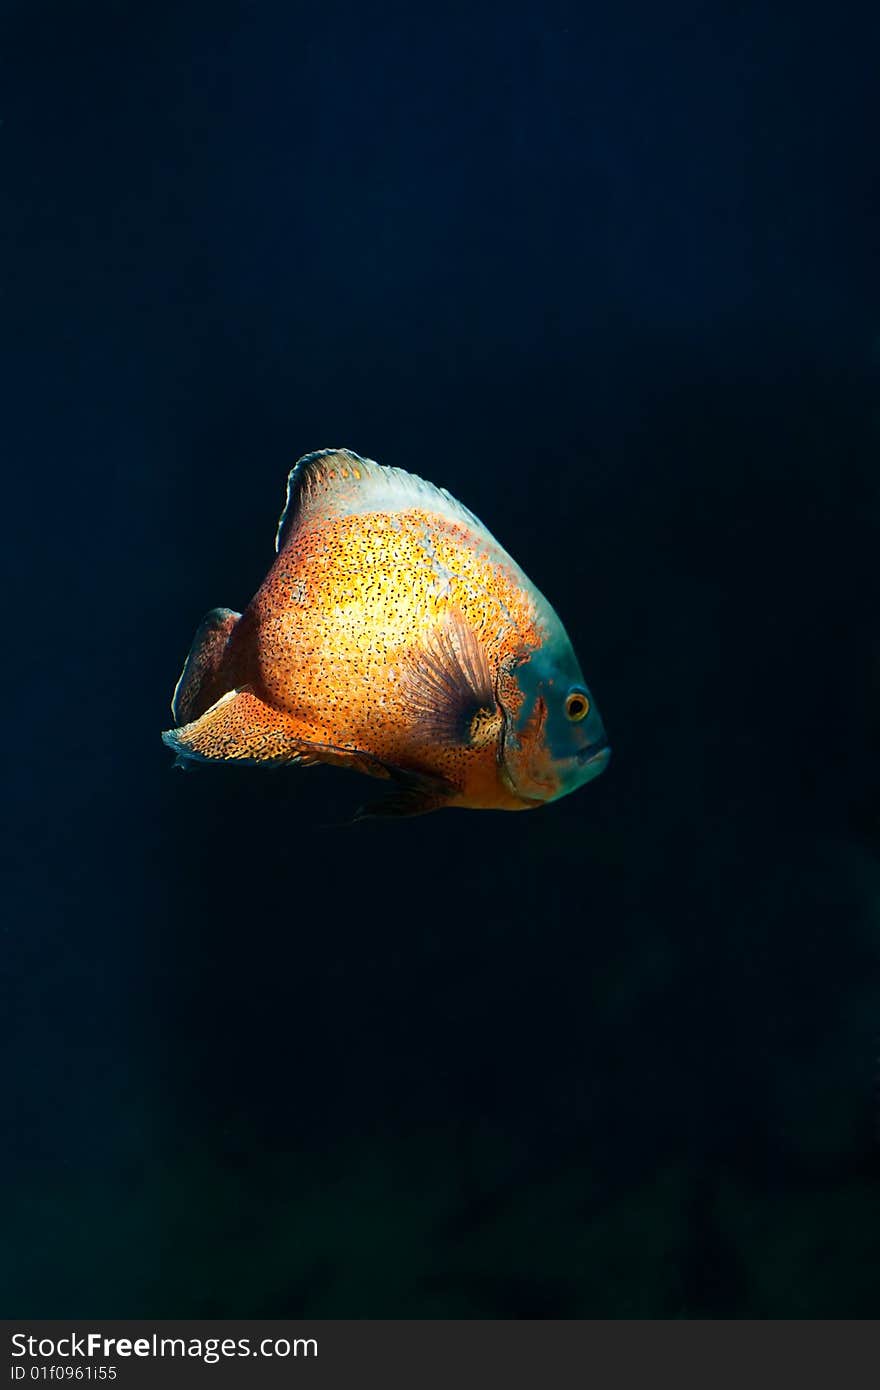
163,450 -> 561,811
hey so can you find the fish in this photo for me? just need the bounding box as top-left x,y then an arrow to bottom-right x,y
162,448 -> 611,816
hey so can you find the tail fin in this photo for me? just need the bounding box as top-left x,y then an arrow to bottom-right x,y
170,607 -> 240,724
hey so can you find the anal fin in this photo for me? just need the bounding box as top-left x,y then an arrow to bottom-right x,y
162,691 -> 457,819
163,688 -> 316,766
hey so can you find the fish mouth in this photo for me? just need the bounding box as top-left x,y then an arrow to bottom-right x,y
577,736 -> 611,768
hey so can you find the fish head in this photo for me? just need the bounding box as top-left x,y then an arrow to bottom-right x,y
498,619 -> 610,806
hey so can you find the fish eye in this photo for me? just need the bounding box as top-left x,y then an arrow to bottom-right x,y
565,689 -> 590,722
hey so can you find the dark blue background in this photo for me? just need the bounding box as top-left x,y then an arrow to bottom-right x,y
4,0 -> 878,1315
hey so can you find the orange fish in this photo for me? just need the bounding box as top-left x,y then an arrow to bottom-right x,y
162,449 -> 610,815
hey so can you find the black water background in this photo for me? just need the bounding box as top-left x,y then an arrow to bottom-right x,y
3,0 -> 879,1316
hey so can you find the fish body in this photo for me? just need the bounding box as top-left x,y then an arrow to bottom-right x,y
163,449 -> 610,815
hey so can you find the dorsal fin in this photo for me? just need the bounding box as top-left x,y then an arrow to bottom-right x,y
275,448 -> 487,553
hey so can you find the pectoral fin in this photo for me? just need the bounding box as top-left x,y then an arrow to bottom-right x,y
396,608 -> 501,748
